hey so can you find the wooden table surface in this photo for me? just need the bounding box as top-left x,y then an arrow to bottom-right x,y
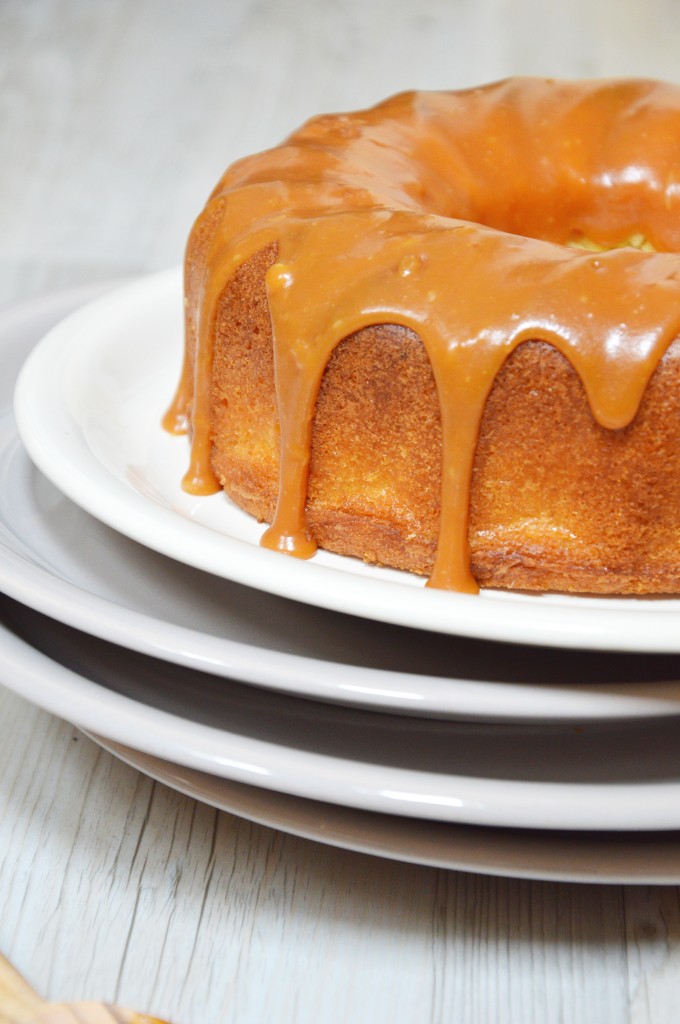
2,2 -> 680,1021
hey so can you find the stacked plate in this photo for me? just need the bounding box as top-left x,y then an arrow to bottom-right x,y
3,273 -> 680,885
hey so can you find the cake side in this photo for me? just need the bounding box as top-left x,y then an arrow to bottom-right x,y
204,245 -> 680,594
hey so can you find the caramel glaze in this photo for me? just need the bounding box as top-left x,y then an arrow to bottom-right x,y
164,77 -> 680,594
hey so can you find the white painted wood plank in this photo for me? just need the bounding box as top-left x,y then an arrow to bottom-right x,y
0,685 -> 637,1024
625,887 -> 680,1024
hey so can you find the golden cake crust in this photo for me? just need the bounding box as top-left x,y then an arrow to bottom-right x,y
200,243 -> 680,594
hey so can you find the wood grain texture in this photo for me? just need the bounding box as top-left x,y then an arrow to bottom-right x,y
3,685 -> 679,1024
2,1 -> 680,1021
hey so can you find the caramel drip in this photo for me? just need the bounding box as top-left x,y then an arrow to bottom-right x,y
168,78 -> 680,593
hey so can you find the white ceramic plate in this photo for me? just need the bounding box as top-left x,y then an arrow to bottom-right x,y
6,287 -> 680,721
4,593 -> 680,832
14,269 -> 680,652
95,737 -> 680,885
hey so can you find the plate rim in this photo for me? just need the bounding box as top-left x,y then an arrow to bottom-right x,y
13,268 -> 680,655
5,595 -> 680,833
3,279 -> 680,730
93,735 -> 680,885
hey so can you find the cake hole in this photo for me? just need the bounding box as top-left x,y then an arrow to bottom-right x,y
566,232 -> 656,252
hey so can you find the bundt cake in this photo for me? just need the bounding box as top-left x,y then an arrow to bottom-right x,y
164,77 -> 680,595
